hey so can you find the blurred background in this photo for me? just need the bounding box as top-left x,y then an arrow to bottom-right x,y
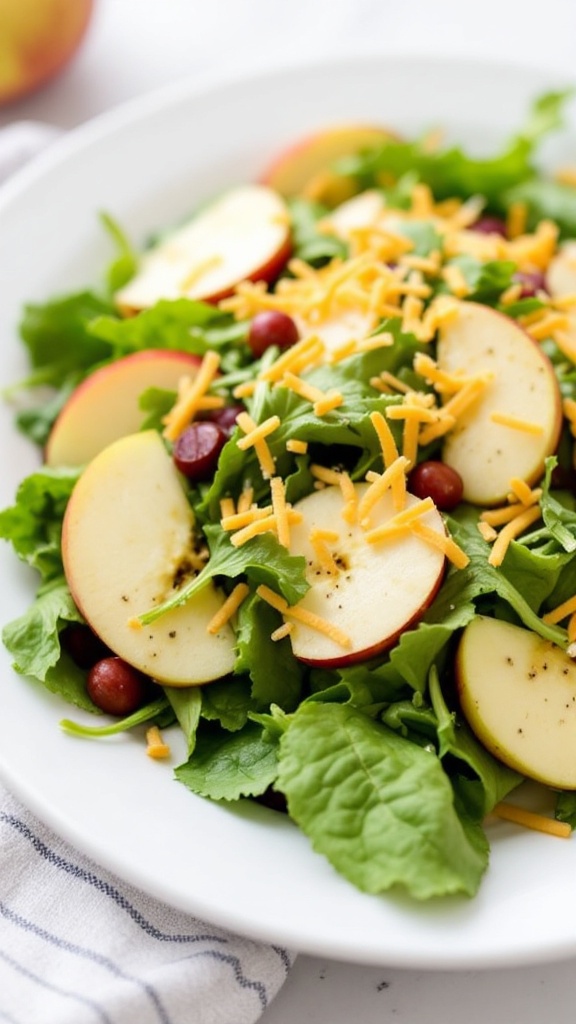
1,0 -> 576,130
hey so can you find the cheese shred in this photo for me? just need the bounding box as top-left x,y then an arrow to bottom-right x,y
492,802 -> 572,839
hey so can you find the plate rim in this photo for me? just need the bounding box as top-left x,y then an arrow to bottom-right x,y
1,50 -> 576,970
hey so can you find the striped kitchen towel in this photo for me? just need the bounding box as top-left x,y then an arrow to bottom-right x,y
0,782 -> 294,1024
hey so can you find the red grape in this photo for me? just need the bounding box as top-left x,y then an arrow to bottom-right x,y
173,421 -> 227,479
472,215 -> 507,238
247,310 -> 299,357
62,623 -> 112,669
200,403 -> 245,436
87,657 -> 149,716
513,270 -> 547,298
409,460 -> 464,511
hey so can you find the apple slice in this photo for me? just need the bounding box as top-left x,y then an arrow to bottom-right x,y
260,124 -> 396,200
115,184 -> 291,313
456,615 -> 576,788
546,240 -> 576,298
293,308 -> 375,354
285,483 -> 446,668
547,241 -> 576,342
437,302 -> 562,506
62,430 -> 236,686
46,349 -> 202,467
313,190 -> 385,241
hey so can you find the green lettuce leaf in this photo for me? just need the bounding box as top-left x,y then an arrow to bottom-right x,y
235,593 -> 304,711
276,702 -> 488,898
0,466 -> 79,582
175,720 -> 278,800
137,525 -> 309,626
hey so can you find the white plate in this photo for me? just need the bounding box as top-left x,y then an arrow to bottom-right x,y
1,54 -> 576,970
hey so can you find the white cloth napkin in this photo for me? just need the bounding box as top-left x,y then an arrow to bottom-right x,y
0,784 -> 294,1024
0,124 -> 294,1023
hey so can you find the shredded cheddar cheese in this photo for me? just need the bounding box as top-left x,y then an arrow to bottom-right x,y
219,496 -> 236,519
309,528 -> 341,574
488,505 -> 542,566
363,496 -> 436,544
162,350 -> 222,441
146,726 -> 171,760
492,803 -> 571,839
357,457 -> 410,526
286,438 -> 308,454
270,476 -> 291,549
237,486 -> 254,514
409,519 -> 470,569
505,201 -> 528,239
270,621 -> 294,642
235,411 -> 279,478
256,584 -> 352,648
207,582 -> 250,634
542,594 -> 576,626
489,411 -> 544,435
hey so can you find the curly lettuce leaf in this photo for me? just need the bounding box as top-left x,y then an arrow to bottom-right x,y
0,466 -> 79,582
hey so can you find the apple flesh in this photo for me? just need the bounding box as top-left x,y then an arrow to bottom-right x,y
456,615 -> 576,789
46,349 -> 202,467
437,302 -> 562,506
62,430 -> 236,686
546,241 -> 576,340
260,124 -> 395,200
115,185 -> 291,313
286,483 -> 446,668
318,188 -> 393,241
0,0 -> 94,105
293,308 -> 375,354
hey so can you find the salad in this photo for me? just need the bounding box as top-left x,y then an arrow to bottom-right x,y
2,90 -> 576,903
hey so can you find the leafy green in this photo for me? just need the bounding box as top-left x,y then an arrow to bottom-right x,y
200,675 -> 254,732
60,697 -> 171,737
164,687 -> 202,756
2,577 -> 89,702
428,668 -> 522,818
444,506 -> 569,647
175,721 -> 278,800
137,526 -> 309,626
19,291 -> 115,382
440,257 -> 516,305
288,197 -> 348,265
276,702 -> 488,898
540,459 -> 576,553
235,593 -> 304,711
502,178 -> 576,237
336,90 -> 574,210
100,212 -> 138,292
0,467 -> 79,581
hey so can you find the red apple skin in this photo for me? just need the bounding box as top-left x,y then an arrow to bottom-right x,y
287,485 -> 448,670
0,0 -> 94,106
116,186 -> 293,315
207,233 -> 292,306
118,235 -> 292,316
45,349 -> 202,467
296,562 -> 446,670
260,124 -> 396,198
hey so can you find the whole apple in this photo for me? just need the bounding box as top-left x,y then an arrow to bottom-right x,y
0,0 -> 94,105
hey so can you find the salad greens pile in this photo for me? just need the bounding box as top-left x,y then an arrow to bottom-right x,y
2,89 -> 576,902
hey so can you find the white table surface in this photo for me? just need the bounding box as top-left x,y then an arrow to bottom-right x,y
3,1 -> 576,1020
